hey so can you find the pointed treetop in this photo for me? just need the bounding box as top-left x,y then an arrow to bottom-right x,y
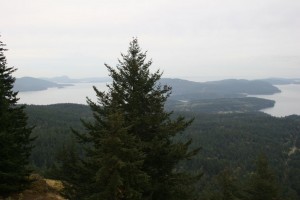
0,38 -> 7,62
128,38 -> 140,57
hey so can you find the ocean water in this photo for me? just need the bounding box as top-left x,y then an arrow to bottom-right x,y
249,84 -> 300,117
18,82 -> 109,105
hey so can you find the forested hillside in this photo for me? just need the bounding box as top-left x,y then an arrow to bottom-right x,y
25,103 -> 300,199
179,112 -> 300,199
166,97 -> 274,113
26,104 -> 92,169
160,78 -> 280,100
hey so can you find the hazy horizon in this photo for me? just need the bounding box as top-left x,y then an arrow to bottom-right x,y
1,0 -> 300,79
14,73 -> 300,82
16,74 -> 300,83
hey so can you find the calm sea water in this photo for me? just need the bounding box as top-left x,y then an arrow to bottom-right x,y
249,84 -> 300,117
18,83 -> 300,117
18,82 -> 109,105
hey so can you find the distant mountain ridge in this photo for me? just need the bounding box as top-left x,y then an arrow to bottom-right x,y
15,76 -> 281,99
258,78 -> 300,85
14,77 -> 72,92
42,75 -> 112,83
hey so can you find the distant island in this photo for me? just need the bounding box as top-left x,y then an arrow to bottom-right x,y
14,76 -> 114,92
14,77 -> 73,92
160,78 -> 281,100
166,97 -> 275,113
41,75 -> 112,83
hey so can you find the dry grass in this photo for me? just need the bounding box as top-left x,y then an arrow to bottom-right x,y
45,179 -> 64,192
1,174 -> 66,200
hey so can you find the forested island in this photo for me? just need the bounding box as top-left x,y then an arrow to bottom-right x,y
14,77 -> 73,92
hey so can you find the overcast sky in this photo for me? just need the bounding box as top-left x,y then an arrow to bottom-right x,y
1,0 -> 299,80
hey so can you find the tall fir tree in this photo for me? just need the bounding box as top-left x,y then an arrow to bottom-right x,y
64,38 -> 199,200
0,38 -> 34,197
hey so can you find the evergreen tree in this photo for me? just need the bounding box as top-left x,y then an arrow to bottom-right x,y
246,154 -> 279,200
49,141 -> 86,199
66,38 -> 199,199
0,38 -> 34,196
216,169 -> 242,200
200,168 -> 243,200
86,110 -> 149,200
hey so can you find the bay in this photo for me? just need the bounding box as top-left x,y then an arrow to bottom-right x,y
249,84 -> 300,117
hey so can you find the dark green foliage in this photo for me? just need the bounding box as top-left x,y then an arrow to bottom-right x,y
50,142 -> 87,199
286,152 -> 300,198
25,103 -> 91,172
215,169 -> 242,200
54,109 -> 151,199
182,112 -> 299,175
0,39 -> 34,196
245,154 -> 279,200
80,111 -> 150,200
200,168 -> 243,200
175,112 -> 300,199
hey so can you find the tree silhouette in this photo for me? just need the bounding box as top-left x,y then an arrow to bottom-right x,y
63,38 -> 199,199
0,38 -> 34,197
